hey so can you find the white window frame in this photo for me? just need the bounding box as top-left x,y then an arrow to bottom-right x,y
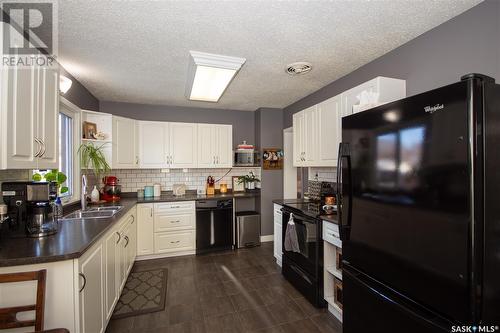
59,96 -> 82,205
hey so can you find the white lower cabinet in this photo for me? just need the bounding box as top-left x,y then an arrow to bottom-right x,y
78,207 -> 137,333
154,230 -> 196,254
323,220 -> 343,322
137,203 -> 155,256
78,244 -> 104,333
137,201 -> 196,259
273,204 -> 283,266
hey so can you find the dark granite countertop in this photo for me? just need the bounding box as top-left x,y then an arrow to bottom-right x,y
135,189 -> 260,203
0,190 -> 260,268
272,198 -> 312,205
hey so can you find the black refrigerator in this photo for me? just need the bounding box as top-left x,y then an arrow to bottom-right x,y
338,74 -> 500,333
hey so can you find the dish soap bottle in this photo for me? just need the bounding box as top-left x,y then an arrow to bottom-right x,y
54,197 -> 63,218
91,185 -> 100,203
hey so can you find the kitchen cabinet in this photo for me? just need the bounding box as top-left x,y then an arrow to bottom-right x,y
78,244 -> 104,333
138,121 -> 170,168
112,116 -> 138,168
104,229 -> 119,321
293,112 -> 305,166
0,65 -> 59,169
292,76 -> 406,167
273,204 -> 283,266
342,76 -> 406,115
136,201 -> 196,259
138,121 -> 199,169
316,95 -> 342,167
169,122 -> 197,168
323,220 -> 343,322
197,124 -> 232,168
137,203 -> 154,256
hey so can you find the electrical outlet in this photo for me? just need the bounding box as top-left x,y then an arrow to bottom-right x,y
161,169 -> 170,173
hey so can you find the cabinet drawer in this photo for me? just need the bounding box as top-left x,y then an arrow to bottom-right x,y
323,220 -> 341,247
154,230 -> 195,253
154,201 -> 195,214
154,213 -> 194,232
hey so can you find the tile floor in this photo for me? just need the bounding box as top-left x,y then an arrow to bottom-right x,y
106,242 -> 342,333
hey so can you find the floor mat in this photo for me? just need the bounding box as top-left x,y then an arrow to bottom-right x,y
111,267 -> 168,319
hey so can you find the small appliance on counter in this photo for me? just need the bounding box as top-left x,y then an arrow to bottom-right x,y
1,181 -> 58,237
206,176 -> 215,195
173,184 -> 186,196
102,176 -> 121,202
153,183 -> 161,197
144,186 -> 154,198
234,141 -> 259,167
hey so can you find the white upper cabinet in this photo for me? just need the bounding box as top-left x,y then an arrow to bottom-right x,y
138,121 -> 169,168
317,95 -> 342,167
0,65 -> 59,169
36,67 -> 59,169
343,76 -> 406,115
112,116 -> 138,168
197,124 -> 232,168
293,111 -> 305,166
215,125 -> 232,168
169,122 -> 197,168
292,76 -> 406,167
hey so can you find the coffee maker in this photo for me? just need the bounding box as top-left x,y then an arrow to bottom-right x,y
1,181 -> 58,237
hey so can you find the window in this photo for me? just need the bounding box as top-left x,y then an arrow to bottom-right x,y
33,100 -> 80,203
59,112 -> 74,197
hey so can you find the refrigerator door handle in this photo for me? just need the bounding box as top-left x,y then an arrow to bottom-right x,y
337,143 -> 352,241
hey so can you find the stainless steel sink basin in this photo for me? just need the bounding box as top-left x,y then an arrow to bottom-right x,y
62,206 -> 123,220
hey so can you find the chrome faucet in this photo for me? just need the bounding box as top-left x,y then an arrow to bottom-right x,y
81,175 -> 88,211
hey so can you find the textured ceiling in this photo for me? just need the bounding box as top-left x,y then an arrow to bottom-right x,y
58,0 -> 482,111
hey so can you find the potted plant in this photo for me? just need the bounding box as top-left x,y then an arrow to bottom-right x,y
78,142 -> 111,189
32,169 -> 68,196
237,171 -> 260,190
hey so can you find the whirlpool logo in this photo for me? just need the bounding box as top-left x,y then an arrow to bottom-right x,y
451,325 -> 499,332
424,104 -> 444,114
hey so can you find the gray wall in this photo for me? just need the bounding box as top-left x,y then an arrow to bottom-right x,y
100,101 -> 256,146
283,0 -> 500,127
255,107 -> 283,236
60,66 -> 100,111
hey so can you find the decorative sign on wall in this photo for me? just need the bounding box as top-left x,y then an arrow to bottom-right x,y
263,148 -> 283,170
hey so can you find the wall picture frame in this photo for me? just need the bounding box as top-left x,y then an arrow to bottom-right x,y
83,121 -> 97,139
263,148 -> 283,170
232,176 -> 245,192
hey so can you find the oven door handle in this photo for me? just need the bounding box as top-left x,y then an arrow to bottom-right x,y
290,263 -> 312,284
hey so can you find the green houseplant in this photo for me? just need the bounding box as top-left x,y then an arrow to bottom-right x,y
78,142 -> 111,188
237,171 -> 260,190
32,169 -> 68,196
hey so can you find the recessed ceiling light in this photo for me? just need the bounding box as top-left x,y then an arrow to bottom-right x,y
285,62 -> 312,76
186,51 -> 246,102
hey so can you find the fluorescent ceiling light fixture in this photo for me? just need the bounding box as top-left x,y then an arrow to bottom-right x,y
59,75 -> 73,94
186,51 -> 246,102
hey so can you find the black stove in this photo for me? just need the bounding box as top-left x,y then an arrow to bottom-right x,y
283,202 -> 337,219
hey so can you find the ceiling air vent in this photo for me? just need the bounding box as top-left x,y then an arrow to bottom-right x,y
285,62 -> 312,76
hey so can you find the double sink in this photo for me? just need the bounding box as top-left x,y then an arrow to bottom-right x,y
62,206 -> 123,220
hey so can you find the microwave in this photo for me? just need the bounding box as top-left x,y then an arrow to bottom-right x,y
234,150 -> 259,166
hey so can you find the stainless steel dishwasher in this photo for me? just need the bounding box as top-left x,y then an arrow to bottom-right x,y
195,199 -> 233,254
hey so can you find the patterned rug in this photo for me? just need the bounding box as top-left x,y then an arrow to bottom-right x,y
111,268 -> 168,319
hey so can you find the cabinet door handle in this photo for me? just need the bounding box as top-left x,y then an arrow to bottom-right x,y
171,220 -> 180,223
170,240 -> 180,244
115,231 -> 121,244
124,235 -> 130,247
131,215 -> 135,224
79,273 -> 87,293
150,208 -> 153,217
136,156 -> 139,165
34,138 -> 42,157
170,205 -> 181,209
216,156 -> 219,164
213,156 -> 215,164
40,140 -> 46,157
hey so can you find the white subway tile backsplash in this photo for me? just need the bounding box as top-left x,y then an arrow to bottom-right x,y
91,167 -> 261,193
309,167 -> 337,182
